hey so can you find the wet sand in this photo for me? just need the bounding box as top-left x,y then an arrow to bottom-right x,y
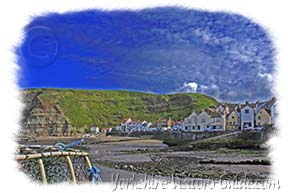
88,138 -> 270,181
19,135 -> 271,182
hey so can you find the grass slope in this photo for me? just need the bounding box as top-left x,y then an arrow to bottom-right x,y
25,88 -> 218,130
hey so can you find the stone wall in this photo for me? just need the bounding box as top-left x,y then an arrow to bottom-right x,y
154,130 -> 229,141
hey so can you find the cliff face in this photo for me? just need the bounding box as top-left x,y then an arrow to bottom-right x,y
21,90 -> 71,136
21,88 -> 218,136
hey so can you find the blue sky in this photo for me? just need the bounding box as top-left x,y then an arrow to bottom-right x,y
17,7 -> 275,102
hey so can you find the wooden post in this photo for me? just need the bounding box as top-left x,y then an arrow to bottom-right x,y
38,158 -> 47,185
84,156 -> 92,168
66,156 -> 76,184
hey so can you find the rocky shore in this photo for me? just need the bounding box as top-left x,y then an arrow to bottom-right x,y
89,139 -> 270,181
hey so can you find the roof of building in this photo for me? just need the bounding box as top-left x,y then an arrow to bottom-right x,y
240,103 -> 256,109
263,97 -> 276,109
203,109 -> 222,118
226,109 -> 238,117
256,108 -> 271,115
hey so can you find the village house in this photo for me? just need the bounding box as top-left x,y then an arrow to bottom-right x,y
167,117 -> 174,128
115,98 -> 276,134
126,121 -> 143,131
264,97 -> 276,125
226,110 -> 240,130
102,127 -> 112,133
172,121 -> 184,131
217,97 -> 276,131
240,103 -> 255,130
183,112 -> 198,131
255,108 -> 271,126
156,118 -> 174,129
202,109 -> 224,131
183,109 -> 224,132
216,103 -> 241,130
89,125 -> 100,133
254,97 -> 276,126
115,118 -> 152,132
115,118 -> 132,132
270,102 -> 276,125
196,112 -> 206,130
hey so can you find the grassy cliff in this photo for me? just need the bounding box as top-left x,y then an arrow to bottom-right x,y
24,88 -> 218,129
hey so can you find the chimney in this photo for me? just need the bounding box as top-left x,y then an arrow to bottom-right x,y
255,100 -> 260,108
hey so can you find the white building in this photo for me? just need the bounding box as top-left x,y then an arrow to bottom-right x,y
270,103 -> 276,125
90,126 -> 100,133
183,112 -> 198,131
240,103 -> 255,130
116,118 -> 152,132
183,109 -> 224,132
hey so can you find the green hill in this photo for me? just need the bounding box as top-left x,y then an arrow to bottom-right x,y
24,88 -> 219,129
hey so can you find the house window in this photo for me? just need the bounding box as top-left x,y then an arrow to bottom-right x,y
213,126 -> 216,129
198,126 -> 200,130
244,122 -> 252,127
245,109 -> 249,114
258,116 -> 261,120
201,119 -> 205,123
232,116 -> 235,119
230,122 -> 232,125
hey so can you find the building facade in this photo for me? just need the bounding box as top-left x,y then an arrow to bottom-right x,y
226,110 -> 239,130
255,108 -> 271,126
240,105 -> 255,130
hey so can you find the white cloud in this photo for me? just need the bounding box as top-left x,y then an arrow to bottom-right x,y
210,83 -> 218,89
199,84 -> 208,90
258,72 -> 273,82
180,82 -> 198,93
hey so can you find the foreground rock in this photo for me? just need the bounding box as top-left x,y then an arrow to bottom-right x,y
89,139 -> 270,181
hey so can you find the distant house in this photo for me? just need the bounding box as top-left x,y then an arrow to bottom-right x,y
255,97 -> 276,126
156,119 -> 169,129
216,103 -> 241,130
202,109 -> 224,131
115,118 -> 132,132
270,102 -> 276,125
182,109 -> 224,132
127,121 -> 143,131
265,97 -> 276,125
240,103 -> 255,130
226,110 -> 240,130
102,127 -> 112,133
156,117 -> 175,129
195,111 -> 210,131
89,126 -> 100,133
172,121 -> 184,131
116,118 -> 152,132
167,117 -> 174,128
255,108 -> 271,126
183,112 -> 198,131
216,104 -> 226,114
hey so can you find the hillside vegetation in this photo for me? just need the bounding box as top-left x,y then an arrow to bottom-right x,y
24,88 -> 218,129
